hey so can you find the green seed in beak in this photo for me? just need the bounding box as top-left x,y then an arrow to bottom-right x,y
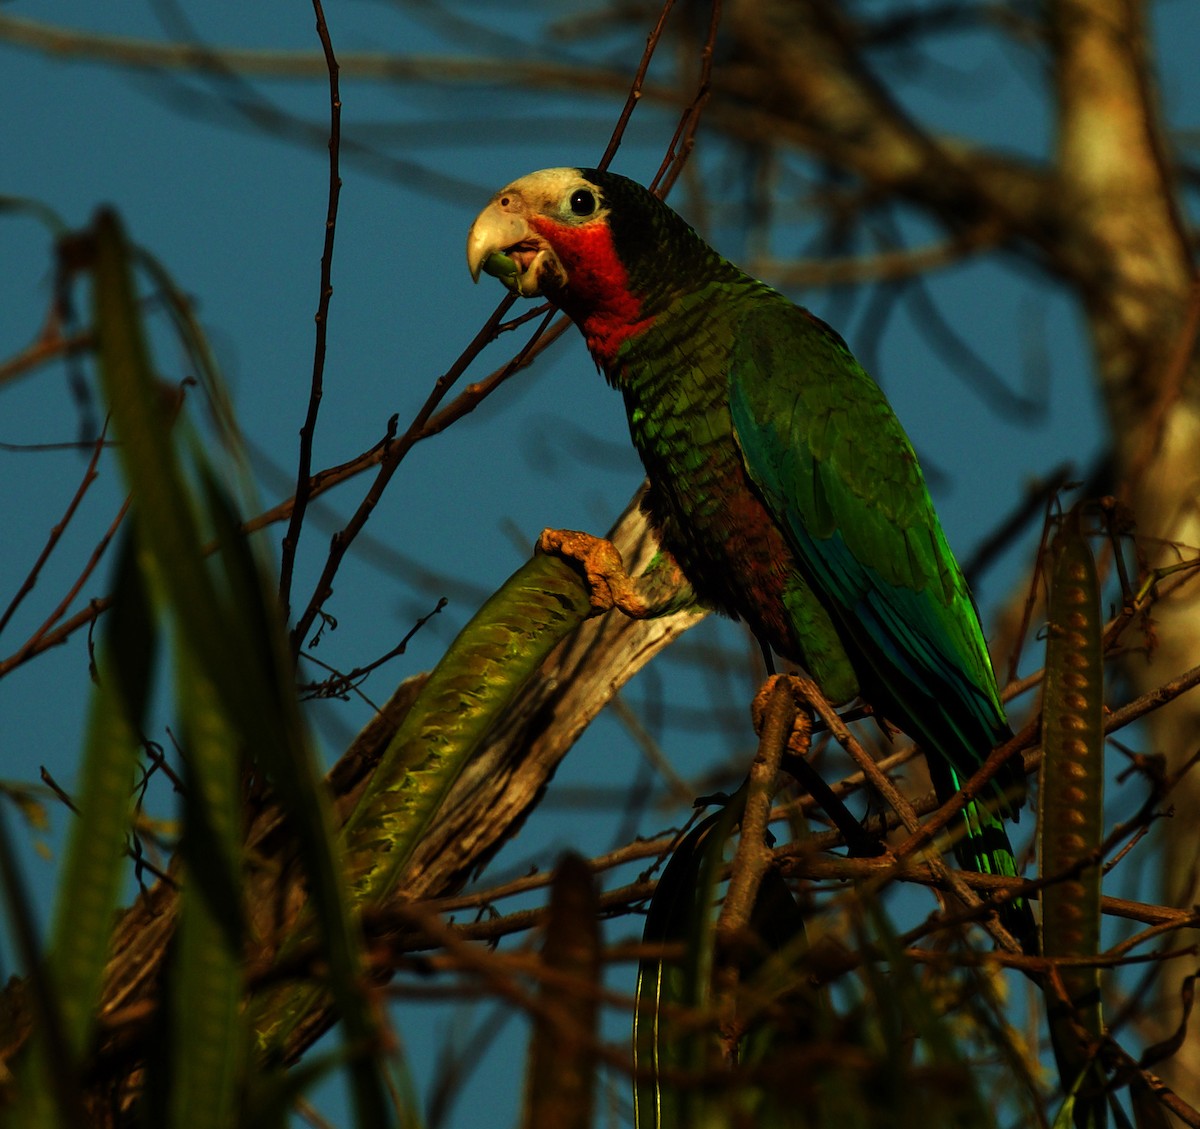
482,251 -> 518,285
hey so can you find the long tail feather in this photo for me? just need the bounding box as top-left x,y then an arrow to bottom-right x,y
931,759 -> 1036,953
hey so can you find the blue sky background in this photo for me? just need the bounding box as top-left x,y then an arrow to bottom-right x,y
2,1 -> 1197,1124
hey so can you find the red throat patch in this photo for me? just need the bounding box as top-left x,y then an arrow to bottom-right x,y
529,215 -> 655,366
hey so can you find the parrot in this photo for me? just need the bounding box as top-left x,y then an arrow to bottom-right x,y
466,167 -> 1033,951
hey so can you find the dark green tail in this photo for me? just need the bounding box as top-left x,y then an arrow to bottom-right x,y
930,758 -> 1037,953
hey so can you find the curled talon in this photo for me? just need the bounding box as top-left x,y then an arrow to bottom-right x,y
537,528 -> 650,618
751,674 -> 813,758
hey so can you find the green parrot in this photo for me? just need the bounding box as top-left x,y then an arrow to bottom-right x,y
467,167 -> 1033,950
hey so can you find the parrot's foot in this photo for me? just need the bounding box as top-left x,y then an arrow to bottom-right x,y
752,675 -> 884,858
751,674 -> 813,758
537,528 -> 651,618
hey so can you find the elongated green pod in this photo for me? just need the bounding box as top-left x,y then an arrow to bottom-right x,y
202,472 -> 402,1126
163,656 -> 246,1129
1040,505 -> 1106,1129
10,535 -> 153,1129
259,547 -> 597,1091
52,549 -> 152,1051
633,802 -> 739,1129
15,212 -> 170,1115
91,210 -> 400,1126
340,551 -> 595,904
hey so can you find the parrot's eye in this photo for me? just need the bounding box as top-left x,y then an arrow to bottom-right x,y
569,189 -> 597,216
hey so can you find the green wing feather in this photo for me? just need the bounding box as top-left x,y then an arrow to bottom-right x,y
727,301 -> 1033,945
727,302 -> 1011,784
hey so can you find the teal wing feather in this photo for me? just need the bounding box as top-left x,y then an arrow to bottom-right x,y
727,302 -> 1011,780
727,302 -> 1033,946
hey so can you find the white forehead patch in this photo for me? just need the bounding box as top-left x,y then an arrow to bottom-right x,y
498,167 -> 588,200
493,168 -> 608,225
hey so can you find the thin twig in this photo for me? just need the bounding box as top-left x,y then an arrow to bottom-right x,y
791,673 -> 1022,953
286,293 -> 529,649
754,220 -> 1008,291
299,597 -> 447,699
892,719 -> 1037,869
0,495 -> 131,679
0,324 -> 93,386
1105,658 -> 1200,736
596,0 -> 676,173
649,0 -> 722,197
281,0 -> 342,640
0,420 -> 109,636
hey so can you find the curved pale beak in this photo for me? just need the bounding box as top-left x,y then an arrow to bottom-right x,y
466,200 -> 564,297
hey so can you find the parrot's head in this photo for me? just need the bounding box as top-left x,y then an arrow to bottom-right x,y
467,168 -> 710,363
466,167 -> 610,300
